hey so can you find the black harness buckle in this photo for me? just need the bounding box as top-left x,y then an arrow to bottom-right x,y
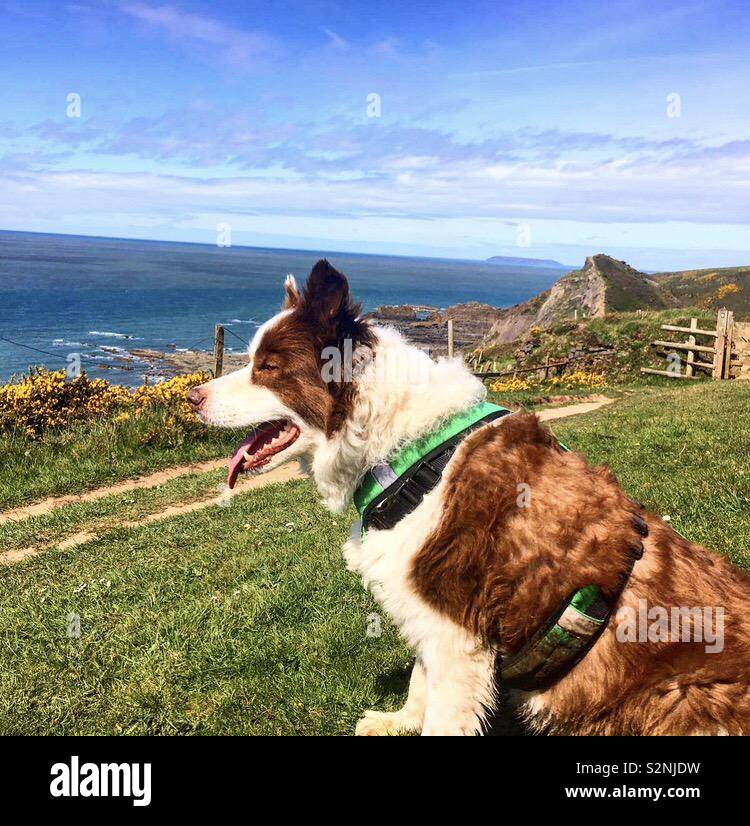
361,409 -> 512,533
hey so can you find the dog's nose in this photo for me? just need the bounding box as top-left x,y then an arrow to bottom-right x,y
187,386 -> 206,410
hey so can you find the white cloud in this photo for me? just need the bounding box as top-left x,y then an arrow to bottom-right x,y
322,27 -> 349,50
120,3 -> 274,68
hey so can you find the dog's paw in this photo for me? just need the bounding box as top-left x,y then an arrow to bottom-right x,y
355,709 -> 419,736
342,536 -> 361,573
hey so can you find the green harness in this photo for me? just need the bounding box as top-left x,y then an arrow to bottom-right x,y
352,401 -> 645,691
353,401 -> 507,521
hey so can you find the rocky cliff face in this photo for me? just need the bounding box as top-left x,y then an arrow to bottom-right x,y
365,254 -> 688,352
483,254 -> 678,345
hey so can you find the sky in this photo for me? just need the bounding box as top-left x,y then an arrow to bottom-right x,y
0,0 -> 748,270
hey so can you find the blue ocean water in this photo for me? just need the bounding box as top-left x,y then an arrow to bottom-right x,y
0,231 -> 560,387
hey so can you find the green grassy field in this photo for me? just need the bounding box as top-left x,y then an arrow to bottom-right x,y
0,381 -> 748,734
0,408 -> 243,510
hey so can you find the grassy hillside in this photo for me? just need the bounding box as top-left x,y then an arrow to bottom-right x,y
594,255 -> 677,312
482,256 -> 750,350
483,255 -> 686,346
477,308 -> 716,384
1,381 -> 748,734
652,265 -> 750,318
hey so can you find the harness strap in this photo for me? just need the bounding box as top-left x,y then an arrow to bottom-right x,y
500,515 -> 648,691
354,402 -> 511,534
351,399 -> 649,692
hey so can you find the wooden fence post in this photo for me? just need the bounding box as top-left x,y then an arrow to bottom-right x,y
724,311 -> 735,380
685,317 -> 697,378
214,324 -> 224,378
447,319 -> 454,359
713,310 -> 729,381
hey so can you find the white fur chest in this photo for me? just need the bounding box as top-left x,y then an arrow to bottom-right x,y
342,483 -> 450,650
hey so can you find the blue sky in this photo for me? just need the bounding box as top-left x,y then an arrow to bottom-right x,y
0,0 -> 748,269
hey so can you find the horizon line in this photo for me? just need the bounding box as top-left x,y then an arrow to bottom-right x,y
0,227 -> 579,269
2,227 -> 749,274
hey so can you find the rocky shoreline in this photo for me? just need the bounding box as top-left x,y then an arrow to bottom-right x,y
127,347 -> 249,377
362,302 -> 501,354
123,302 -> 500,378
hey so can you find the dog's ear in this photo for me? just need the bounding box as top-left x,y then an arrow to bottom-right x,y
302,259 -> 351,321
301,260 -> 373,436
282,274 -> 300,309
300,259 -> 365,344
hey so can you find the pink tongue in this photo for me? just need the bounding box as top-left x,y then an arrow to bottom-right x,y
227,433 -> 258,489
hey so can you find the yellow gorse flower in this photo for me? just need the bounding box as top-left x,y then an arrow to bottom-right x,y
488,376 -> 535,393
0,368 -> 208,436
490,370 -> 606,394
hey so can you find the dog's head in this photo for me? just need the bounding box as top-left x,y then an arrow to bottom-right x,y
189,259 -> 374,488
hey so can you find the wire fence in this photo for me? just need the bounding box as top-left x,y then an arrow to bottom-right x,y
0,334 -> 104,366
0,317 -> 257,388
0,328 -> 232,384
223,326 -> 251,350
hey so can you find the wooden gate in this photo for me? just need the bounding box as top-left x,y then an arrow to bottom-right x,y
733,320 -> 750,380
642,309 -> 736,380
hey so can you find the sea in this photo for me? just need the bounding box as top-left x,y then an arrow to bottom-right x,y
0,230 -> 562,387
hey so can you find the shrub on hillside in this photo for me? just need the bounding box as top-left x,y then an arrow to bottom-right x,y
489,370 -> 606,394
0,368 -> 208,437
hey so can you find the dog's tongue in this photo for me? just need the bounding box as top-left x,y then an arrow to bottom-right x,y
227,433 -> 257,489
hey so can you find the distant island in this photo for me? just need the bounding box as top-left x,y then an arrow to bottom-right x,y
486,255 -> 570,269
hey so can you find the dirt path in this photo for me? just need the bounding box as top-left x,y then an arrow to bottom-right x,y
537,397 -> 614,421
0,464 -> 302,565
0,397 -> 614,565
0,458 -> 230,525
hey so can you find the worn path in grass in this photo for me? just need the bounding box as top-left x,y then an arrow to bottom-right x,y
0,458 -> 228,525
536,397 -> 614,421
0,457 -> 307,526
0,464 -> 302,565
0,398 -> 613,526
0,398 -> 613,565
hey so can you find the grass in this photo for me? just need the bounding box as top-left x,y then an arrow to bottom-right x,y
0,380 -> 748,734
0,466 -> 231,554
554,380 -> 750,571
0,408 -> 243,510
477,308 -> 718,386
0,480 -> 410,735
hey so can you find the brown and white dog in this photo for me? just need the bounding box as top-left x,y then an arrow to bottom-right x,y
189,259 -> 750,736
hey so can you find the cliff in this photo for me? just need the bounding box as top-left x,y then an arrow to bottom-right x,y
484,254 -> 678,344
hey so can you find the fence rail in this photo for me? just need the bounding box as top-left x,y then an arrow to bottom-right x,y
210,314 -> 738,385
642,310 -> 735,381
659,324 -> 717,338
469,350 -> 615,380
